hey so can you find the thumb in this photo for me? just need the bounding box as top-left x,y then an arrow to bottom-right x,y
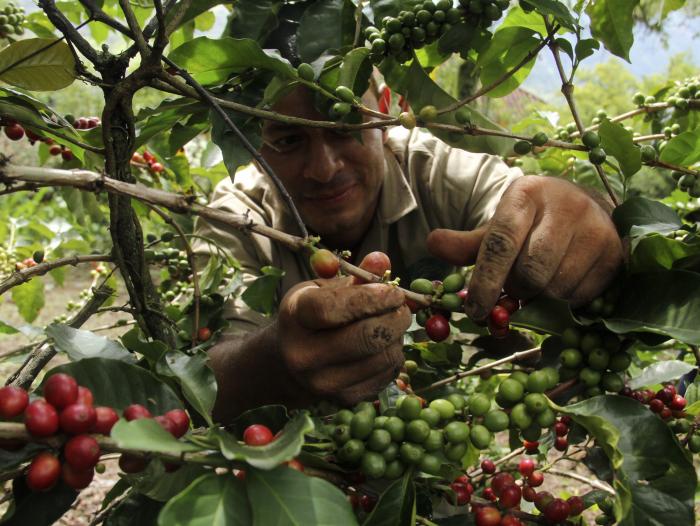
426,227 -> 487,266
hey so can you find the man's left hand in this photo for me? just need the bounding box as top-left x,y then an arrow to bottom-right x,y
426,175 -> 624,321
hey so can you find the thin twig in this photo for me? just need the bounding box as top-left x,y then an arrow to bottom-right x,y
545,467 -> 615,494
466,447 -> 525,478
415,347 -> 541,394
88,489 -> 132,526
353,0 -> 364,48
118,0 -> 150,57
648,159 -> 700,177
0,339 -> 48,360
38,0 -> 100,64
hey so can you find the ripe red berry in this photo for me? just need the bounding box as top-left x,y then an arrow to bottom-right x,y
150,162 -> 164,173
49,144 -> 62,156
554,436 -> 568,451
25,400 -> 59,437
25,129 -> 41,141
360,494 -> 377,513
527,471 -> 544,487
0,386 -> 29,418
61,463 -> 94,490
482,487 -> 497,501
164,409 -> 189,438
481,459 -> 496,474
490,472 -> 515,497
659,406 -> 672,420
155,415 -> 178,436
450,482 -> 471,505
4,123 -> 24,141
118,453 -> 148,473
554,421 -> 568,436
60,404 -> 96,434
197,327 -> 212,342
500,516 -> 524,526
518,457 -> 535,477
92,406 -> 119,435
77,386 -> 93,407
489,305 -> 510,328
499,484 -> 522,508
64,434 -> 100,469
425,313 -> 450,342
454,474 -> 470,485
123,404 -> 152,421
87,118 -> 100,128
310,249 -> 340,279
26,452 -> 60,491
534,491 -> 554,512
474,506 -> 501,526
560,415 -> 572,425
496,295 -> 519,314
523,440 -> 539,454
131,152 -> 145,164
649,398 -> 664,413
43,374 -> 79,410
544,498 -> 571,523
243,424 -> 274,446
353,251 -> 391,284
142,151 -> 155,163
61,148 -> 74,161
566,495 -> 585,516
670,394 -> 687,411
77,117 -> 89,129
456,288 -> 469,301
287,458 -> 304,472
522,486 -> 537,502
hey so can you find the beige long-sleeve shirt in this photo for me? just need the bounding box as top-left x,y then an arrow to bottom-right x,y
193,127 -> 522,337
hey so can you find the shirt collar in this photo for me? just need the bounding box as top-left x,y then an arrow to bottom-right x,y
377,142 -> 418,224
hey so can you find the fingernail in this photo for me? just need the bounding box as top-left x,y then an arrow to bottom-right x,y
465,298 -> 486,321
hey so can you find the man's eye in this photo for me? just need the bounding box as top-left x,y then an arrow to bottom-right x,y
270,135 -> 303,151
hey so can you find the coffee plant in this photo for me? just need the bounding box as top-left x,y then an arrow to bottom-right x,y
0,0 -> 698,524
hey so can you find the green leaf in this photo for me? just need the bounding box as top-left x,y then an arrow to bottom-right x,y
598,119 -> 641,177
104,493 -> 163,526
157,350 -> 217,425
659,129 -> 700,166
168,37 -> 295,85
338,48 -> 372,95
241,266 -> 285,316
247,466 -> 357,525
297,0 -> 357,63
0,38 -> 75,91
45,357 -> 182,413
11,277 -> 44,323
229,0 -> 283,43
478,27 -> 539,98
585,0 -> 639,62
363,472 -> 415,526
45,324 -> 135,363
121,327 -> 169,363
158,473 -> 251,526
1,480 -> 76,526
498,4 -> 548,35
510,296 -> 578,335
575,38 -> 600,62
111,418 -> 201,454
199,254 -> 224,293
380,58 -> 511,156
122,459 -> 209,502
629,234 -> 700,273
0,443 -> 45,471
0,319 -> 19,335
209,412 -> 314,469
521,0 -> 577,30
612,197 -> 681,238
629,360 -> 696,390
557,396 -> 696,526
604,270 -> 700,344
229,405 -> 290,436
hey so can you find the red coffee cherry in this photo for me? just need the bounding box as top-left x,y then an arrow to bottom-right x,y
64,434 -> 100,469
523,440 -> 539,454
49,144 -> 62,156
197,327 -> 212,342
534,491 -> 554,512
26,452 -> 60,491
649,398 -> 664,413
554,436 -> 569,452
499,484 -> 522,508
0,386 -> 29,418
528,471 -> 544,487
92,406 -> 119,435
43,373 -> 78,409
554,421 -> 568,436
489,305 -> 510,328
449,482 -> 471,505
670,394 -> 687,411
474,506 -> 501,526
61,148 -> 74,161
353,251 -> 391,284
482,487 -> 497,501
544,498 -> 571,523
522,486 -> 537,502
518,457 -> 535,477
118,453 -> 149,473
155,415 -> 178,436
496,295 -> 520,314
150,162 -> 164,173
25,400 -> 59,437
164,409 -> 190,438
481,459 -> 496,474
359,494 -> 377,513
4,123 -> 25,141
287,458 -> 304,472
500,516 -> 524,526
123,404 -> 152,421
425,313 -> 450,342
310,249 -> 340,279
77,386 -> 94,406
60,404 -> 97,435
566,495 -> 585,516
142,151 -> 155,163
490,472 -> 515,497
243,424 -> 274,446
61,463 -> 94,490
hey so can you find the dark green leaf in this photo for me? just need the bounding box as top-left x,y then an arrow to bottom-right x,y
123,461 -> 210,503
0,319 -> 19,335
46,357 -> 182,413
111,418 -> 201,454
521,0 -> 577,29
45,324 -> 135,363
241,267 -> 285,316
210,412 -> 314,469
0,443 -> 45,471
581,489 -> 612,509
104,493 -> 163,526
510,296 -> 578,335
583,446 -> 614,482
10,278 -> 44,323
659,129 -> 700,166
598,119 -> 641,177
629,234 -> 700,273
558,396 -> 696,526
575,37 -> 600,62
603,270 -> 700,344
157,350 -> 217,425
297,0 -> 357,63
555,37 -> 573,61
585,0 -> 640,62
478,27 -> 540,98
684,374 -> 700,406
628,360 -> 696,390
158,473 -> 251,526
199,254 -> 224,293
169,37 -> 295,85
338,48 -> 372,95
121,327 -> 169,363
229,0 -> 283,43
612,197 -> 681,238
1,480 -> 76,526
247,466 -> 357,525
363,472 -> 415,526
0,38 -> 75,91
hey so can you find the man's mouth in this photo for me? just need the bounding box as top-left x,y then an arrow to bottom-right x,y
304,184 -> 357,204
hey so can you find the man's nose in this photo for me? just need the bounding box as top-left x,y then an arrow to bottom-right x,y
303,133 -> 345,183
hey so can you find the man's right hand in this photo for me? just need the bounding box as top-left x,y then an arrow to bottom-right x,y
277,275 -> 411,407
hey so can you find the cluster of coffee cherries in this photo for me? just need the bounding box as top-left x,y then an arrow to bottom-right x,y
0,373 -> 189,491
633,76 -> 699,115
553,327 -> 630,398
621,383 -> 688,422
329,394 -> 499,480
473,457 -> 585,525
0,116 -> 78,160
672,169 -> 700,197
0,2 -> 25,39
0,245 -> 19,279
131,150 -> 164,174
5,250 -> 43,275
364,0 -> 509,64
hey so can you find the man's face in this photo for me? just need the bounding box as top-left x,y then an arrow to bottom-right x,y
260,86 -> 386,249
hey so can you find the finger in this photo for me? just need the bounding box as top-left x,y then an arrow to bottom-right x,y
502,213 -> 574,300
334,359 -> 404,407
426,227 -> 487,266
305,344 -> 404,401
465,190 -> 537,320
292,282 -> 406,329
567,239 -> 623,307
288,306 -> 411,371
